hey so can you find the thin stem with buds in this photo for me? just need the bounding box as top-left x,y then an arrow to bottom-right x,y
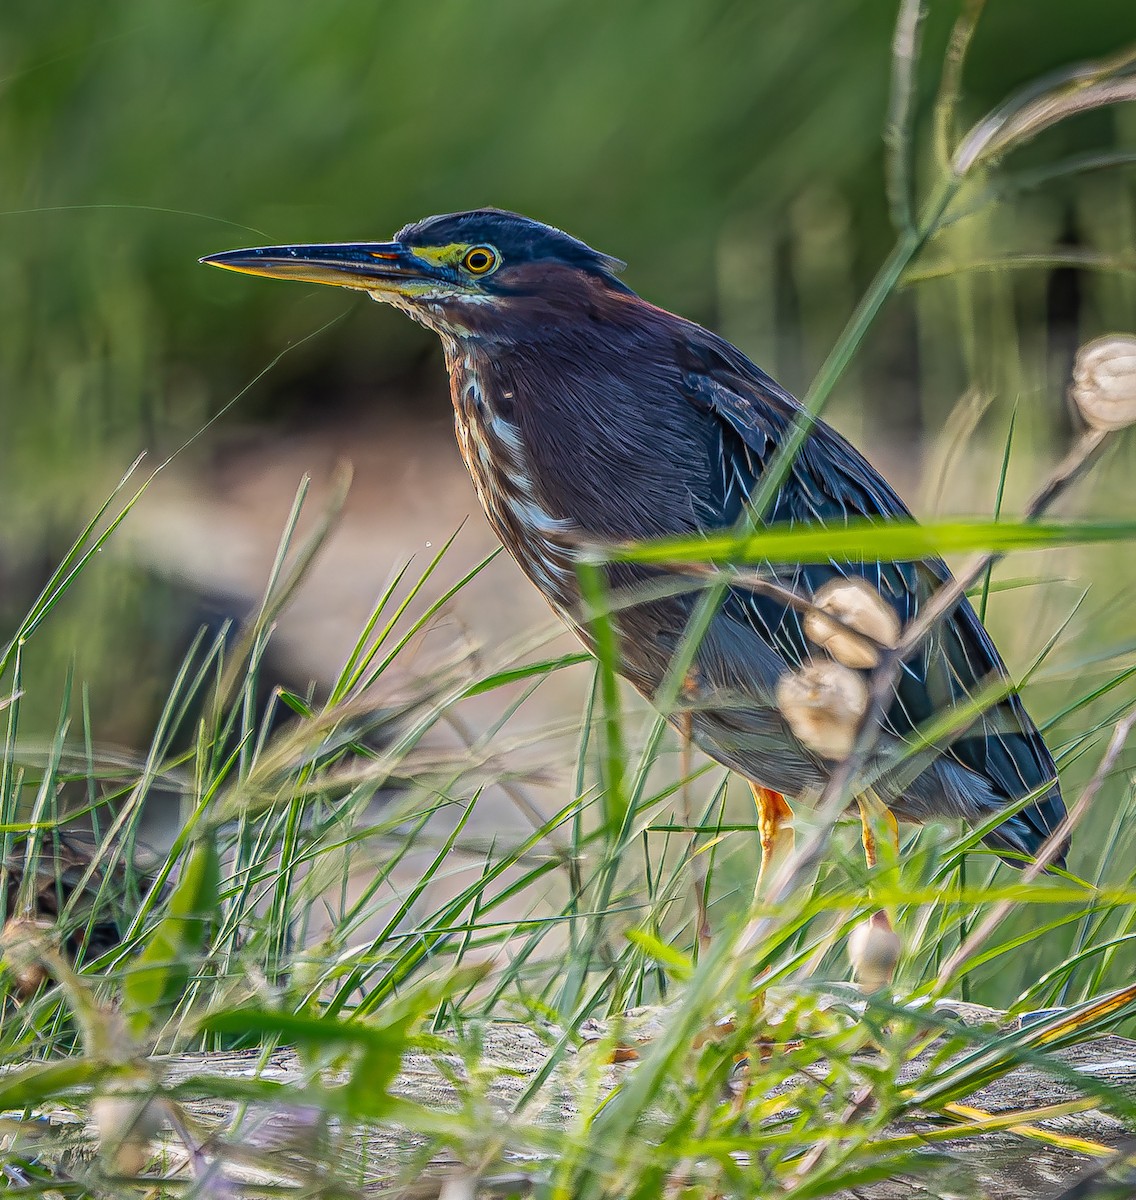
738,425 -> 1112,955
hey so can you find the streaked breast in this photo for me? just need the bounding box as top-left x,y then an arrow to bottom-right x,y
447,349 -> 580,614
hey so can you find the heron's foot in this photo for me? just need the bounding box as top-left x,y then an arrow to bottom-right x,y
752,784 -> 794,897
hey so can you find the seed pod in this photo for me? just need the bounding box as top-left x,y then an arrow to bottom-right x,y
775,661 -> 869,760
803,577 -> 901,670
0,917 -> 52,998
847,911 -> 901,990
92,1088 -> 161,1176
1070,334 -> 1136,432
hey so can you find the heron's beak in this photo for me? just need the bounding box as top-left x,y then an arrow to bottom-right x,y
200,241 -> 443,297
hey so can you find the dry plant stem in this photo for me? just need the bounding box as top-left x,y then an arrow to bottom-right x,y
155,1101 -> 211,1188
884,0 -> 926,234
214,462 -> 354,718
937,706 -> 1136,989
437,1174 -> 478,1200
656,561 -> 892,667
955,65 -> 1136,176
839,431 -> 1106,794
790,1083 -> 876,1183
932,0 -> 986,171
740,426 -> 1109,955
442,708 -> 579,889
679,711 -> 712,952
895,427 -> 1107,659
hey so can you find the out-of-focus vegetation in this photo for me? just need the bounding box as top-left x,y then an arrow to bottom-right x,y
2,0 -> 1133,450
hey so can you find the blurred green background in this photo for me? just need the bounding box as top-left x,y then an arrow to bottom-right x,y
3,0 -> 1132,451
2,0 -> 1136,1001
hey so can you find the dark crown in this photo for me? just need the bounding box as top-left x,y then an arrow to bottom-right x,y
396,209 -> 627,282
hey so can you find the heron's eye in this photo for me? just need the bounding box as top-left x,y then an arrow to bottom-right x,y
463,246 -> 498,275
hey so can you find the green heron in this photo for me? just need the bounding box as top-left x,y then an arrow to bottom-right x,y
202,209 -> 1066,894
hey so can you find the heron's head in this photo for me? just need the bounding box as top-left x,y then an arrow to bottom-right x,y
201,208 -> 632,340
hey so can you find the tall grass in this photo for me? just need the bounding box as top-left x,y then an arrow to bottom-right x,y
2,8 -> 1136,1198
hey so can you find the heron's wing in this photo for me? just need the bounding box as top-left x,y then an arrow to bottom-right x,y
678,330 -> 1064,856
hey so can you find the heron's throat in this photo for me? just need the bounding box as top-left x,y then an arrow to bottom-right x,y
445,344 -> 579,609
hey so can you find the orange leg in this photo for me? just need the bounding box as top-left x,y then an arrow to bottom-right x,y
747,785 -> 795,1028
752,785 -> 795,897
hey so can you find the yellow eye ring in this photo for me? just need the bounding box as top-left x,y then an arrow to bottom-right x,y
463,246 -> 498,275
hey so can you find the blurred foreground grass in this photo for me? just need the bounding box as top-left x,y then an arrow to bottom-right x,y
5,450 -> 1136,1195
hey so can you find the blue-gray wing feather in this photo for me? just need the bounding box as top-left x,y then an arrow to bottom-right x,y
679,332 -> 1066,864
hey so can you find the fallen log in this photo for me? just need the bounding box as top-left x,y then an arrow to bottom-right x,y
8,1003 -> 1136,1198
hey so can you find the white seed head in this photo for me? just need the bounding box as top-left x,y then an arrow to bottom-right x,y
1071,334 -> 1136,432
92,1090 -> 161,1176
803,578 -> 901,669
775,661 -> 869,760
847,912 -> 901,990
0,917 -> 52,998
